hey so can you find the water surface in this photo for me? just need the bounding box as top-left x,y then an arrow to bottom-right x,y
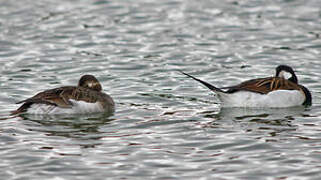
1,0 -> 321,179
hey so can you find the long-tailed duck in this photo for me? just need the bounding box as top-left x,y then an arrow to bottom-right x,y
12,75 -> 115,114
181,65 -> 312,108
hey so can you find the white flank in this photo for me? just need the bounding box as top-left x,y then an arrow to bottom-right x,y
26,99 -> 104,114
216,90 -> 305,108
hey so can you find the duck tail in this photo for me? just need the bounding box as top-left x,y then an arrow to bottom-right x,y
180,71 -> 225,93
10,102 -> 31,115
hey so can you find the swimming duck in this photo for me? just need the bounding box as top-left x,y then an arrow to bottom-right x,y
11,75 -> 115,114
181,65 -> 311,108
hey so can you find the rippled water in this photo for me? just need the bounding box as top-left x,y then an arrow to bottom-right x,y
1,0 -> 321,179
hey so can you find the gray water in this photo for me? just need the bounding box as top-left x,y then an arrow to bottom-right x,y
1,0 -> 321,179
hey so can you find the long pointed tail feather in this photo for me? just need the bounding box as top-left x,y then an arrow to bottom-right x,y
180,71 -> 225,93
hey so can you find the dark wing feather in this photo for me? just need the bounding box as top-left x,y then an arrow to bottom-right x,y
224,77 -> 301,94
17,86 -> 75,108
12,86 -> 103,114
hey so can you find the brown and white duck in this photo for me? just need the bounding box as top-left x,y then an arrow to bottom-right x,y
181,65 -> 312,108
11,75 -> 115,114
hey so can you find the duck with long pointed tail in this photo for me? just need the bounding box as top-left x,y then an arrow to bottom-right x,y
181,65 -> 311,108
11,75 -> 115,114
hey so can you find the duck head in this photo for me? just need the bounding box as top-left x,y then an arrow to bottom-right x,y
275,65 -> 298,84
78,75 -> 102,91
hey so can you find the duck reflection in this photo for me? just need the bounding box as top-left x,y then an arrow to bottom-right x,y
19,112 -> 115,148
201,107 -> 310,133
218,107 -> 307,121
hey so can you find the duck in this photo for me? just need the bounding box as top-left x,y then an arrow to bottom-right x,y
181,65 -> 312,108
11,75 -> 115,115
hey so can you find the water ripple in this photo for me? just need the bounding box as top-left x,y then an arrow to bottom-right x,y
1,0 -> 321,179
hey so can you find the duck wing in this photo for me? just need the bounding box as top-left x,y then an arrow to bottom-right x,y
13,86 -> 104,114
16,86 -> 77,108
223,77 -> 301,94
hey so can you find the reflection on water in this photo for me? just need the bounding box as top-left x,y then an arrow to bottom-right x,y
1,0 -> 321,179
218,107 -> 306,121
201,107 -> 307,135
20,113 -> 115,140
